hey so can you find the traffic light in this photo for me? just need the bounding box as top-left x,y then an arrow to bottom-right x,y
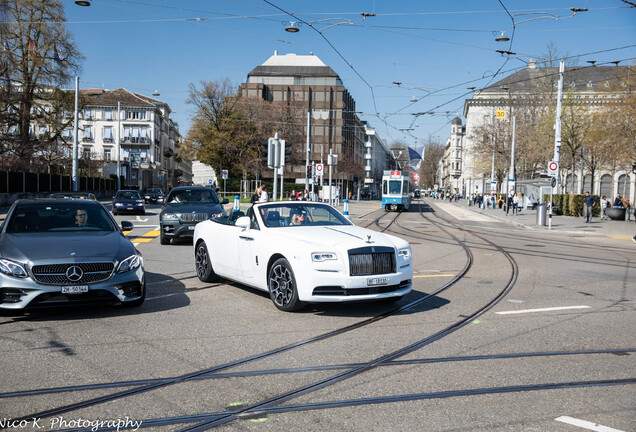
260,141 -> 269,165
306,164 -> 312,177
281,140 -> 292,165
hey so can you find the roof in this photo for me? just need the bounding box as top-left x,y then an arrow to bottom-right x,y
81,88 -> 167,108
481,65 -> 630,93
247,52 -> 339,78
451,117 -> 463,125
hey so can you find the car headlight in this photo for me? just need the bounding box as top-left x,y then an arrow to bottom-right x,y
161,213 -> 178,220
210,212 -> 225,219
117,254 -> 142,273
398,248 -> 411,258
115,203 -> 123,207
145,195 -> 150,199
312,252 -> 338,262
0,258 -> 28,278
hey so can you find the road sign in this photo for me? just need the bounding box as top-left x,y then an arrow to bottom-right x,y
490,181 -> 497,193
158,176 -> 162,182
496,110 -> 506,119
548,160 -> 559,177
315,163 -> 324,177
551,176 -> 557,188
208,179 -> 213,184
222,170 -> 228,180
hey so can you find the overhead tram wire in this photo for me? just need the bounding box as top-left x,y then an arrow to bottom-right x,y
262,0 -> 379,116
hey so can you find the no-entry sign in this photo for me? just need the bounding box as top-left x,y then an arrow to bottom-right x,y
315,163 -> 324,177
548,161 -> 559,177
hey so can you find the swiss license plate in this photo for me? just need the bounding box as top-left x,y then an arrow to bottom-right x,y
62,285 -> 88,294
188,226 -> 195,230
367,277 -> 388,286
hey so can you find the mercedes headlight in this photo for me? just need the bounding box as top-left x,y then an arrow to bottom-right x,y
0,258 -> 28,278
117,254 -> 142,273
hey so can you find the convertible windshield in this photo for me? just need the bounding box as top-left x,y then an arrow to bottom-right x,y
166,189 -> 219,204
6,203 -> 117,233
259,204 -> 351,228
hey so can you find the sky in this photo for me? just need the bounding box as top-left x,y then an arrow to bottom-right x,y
63,0 -> 636,149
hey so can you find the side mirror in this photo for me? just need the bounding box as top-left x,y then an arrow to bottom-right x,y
235,216 -> 251,230
121,220 -> 133,231
221,198 -> 230,205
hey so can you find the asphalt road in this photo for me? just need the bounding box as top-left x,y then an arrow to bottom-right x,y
1,199 -> 634,432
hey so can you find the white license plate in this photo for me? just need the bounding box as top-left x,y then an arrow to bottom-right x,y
62,285 -> 88,294
188,226 -> 195,230
367,277 -> 388,286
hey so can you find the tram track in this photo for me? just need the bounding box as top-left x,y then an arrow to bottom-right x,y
10,207 -> 474,424
13,200 -> 623,432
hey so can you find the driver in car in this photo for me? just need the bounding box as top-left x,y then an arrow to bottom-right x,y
289,209 -> 307,226
75,209 -> 88,227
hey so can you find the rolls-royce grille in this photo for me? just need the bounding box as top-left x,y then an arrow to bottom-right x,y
31,262 -> 115,285
178,213 -> 208,222
348,246 -> 396,276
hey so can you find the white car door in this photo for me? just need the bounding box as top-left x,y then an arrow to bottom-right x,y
206,220 -> 240,276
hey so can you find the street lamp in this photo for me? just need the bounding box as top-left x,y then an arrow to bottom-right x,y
284,21 -> 300,32
495,31 -> 510,42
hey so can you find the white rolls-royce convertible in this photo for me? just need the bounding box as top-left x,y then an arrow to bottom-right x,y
193,202 -> 412,311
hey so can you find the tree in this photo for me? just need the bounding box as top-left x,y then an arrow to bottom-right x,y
186,79 -> 261,184
1,0 -> 83,170
420,138 -> 444,188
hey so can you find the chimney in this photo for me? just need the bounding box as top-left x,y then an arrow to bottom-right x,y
274,50 -> 278,56
528,59 -> 537,69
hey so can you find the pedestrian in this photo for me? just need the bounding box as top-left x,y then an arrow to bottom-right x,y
505,193 -> 513,216
600,195 -> 610,220
622,196 -> 631,221
512,193 -> 520,215
258,184 -> 269,203
290,189 -> 296,201
250,186 -> 261,205
584,191 -> 596,223
613,193 -> 622,208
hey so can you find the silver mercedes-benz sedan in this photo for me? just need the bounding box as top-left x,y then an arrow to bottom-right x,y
0,199 -> 145,311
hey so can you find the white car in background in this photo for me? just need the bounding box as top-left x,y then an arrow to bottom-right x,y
193,202 -> 412,311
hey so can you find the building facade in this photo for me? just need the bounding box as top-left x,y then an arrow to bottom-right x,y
77,88 -> 191,191
238,51 -> 368,188
440,117 -> 466,194
462,62 -> 634,202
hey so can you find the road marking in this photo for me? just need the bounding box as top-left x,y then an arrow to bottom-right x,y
507,299 -> 524,303
414,274 -> 455,278
555,416 -> 625,432
496,305 -> 590,315
607,235 -> 633,239
136,215 -> 148,222
142,230 -> 160,237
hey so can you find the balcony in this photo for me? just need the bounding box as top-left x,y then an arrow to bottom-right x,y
364,153 -> 372,160
164,147 -> 175,158
122,137 -> 151,145
173,168 -> 183,177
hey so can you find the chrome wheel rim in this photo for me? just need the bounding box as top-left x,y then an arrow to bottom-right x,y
195,244 -> 208,278
270,263 -> 294,307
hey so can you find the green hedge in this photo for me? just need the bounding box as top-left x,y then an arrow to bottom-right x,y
542,193 -> 600,216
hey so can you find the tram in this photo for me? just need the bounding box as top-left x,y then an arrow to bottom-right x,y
381,170 -> 412,211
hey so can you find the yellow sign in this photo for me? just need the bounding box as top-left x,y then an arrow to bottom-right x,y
496,110 -> 506,119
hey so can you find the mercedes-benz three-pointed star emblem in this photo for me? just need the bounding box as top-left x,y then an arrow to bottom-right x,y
65,265 -> 83,282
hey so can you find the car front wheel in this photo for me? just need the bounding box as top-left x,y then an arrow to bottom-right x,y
195,241 -> 218,282
268,258 -> 303,312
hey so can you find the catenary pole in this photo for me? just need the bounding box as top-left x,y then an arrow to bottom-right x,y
72,76 -> 79,191
549,61 -> 565,230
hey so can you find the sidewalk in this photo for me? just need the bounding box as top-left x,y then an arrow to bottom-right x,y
433,198 -> 636,239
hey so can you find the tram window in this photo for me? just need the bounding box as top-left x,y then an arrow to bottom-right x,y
389,180 -> 402,195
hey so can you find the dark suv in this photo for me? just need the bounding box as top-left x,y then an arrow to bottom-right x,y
144,188 -> 164,204
159,186 -> 228,245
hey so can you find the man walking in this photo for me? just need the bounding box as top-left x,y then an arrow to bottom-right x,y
584,191 -> 596,223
